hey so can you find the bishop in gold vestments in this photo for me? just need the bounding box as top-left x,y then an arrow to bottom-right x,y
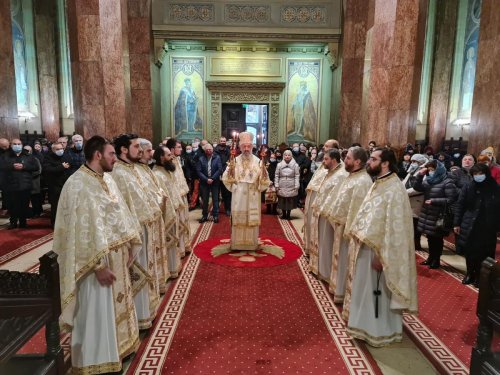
222,132 -> 270,251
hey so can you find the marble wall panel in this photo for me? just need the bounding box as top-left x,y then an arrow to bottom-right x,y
128,18 -> 150,55
131,89 -> 152,137
104,103 -> 127,138
79,62 -> 104,106
387,109 -> 411,145
77,16 -> 101,61
395,0 -> 419,22
367,67 -> 389,110
76,0 -> 99,15
370,22 -> 394,68
390,20 -> 417,66
80,104 -> 105,138
128,0 -> 150,18
130,54 -> 151,90
387,65 -> 413,111
374,0 -> 397,24
427,0 -> 458,151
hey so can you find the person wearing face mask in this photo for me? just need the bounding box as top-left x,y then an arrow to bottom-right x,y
23,145 -> 43,218
215,137 -> 231,215
478,152 -> 500,185
0,139 -> 38,229
453,163 -> 500,286
265,151 -> 279,215
403,154 -> 429,250
67,134 -> 86,176
43,142 -> 72,226
397,152 -> 412,179
275,150 -> 300,220
413,160 -> 458,269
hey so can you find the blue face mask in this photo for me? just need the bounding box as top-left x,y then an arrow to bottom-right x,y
428,171 -> 435,177
473,174 -> 486,183
75,142 -> 83,150
55,150 -> 64,157
12,145 -> 22,153
292,147 -> 299,153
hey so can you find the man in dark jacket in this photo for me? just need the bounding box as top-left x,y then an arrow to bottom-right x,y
0,139 -> 38,229
67,134 -> 86,176
196,143 -> 222,223
43,142 -> 72,226
215,137 -> 231,215
0,138 -> 10,213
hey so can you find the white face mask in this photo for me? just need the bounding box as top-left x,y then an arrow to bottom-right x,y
473,174 -> 486,183
55,150 -> 64,157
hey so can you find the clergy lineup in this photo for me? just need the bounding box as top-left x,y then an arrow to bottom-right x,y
53,134 -> 418,374
304,142 -> 417,348
53,134 -> 190,374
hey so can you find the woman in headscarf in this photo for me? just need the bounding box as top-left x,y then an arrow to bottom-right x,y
453,163 -> 500,285
275,149 -> 300,220
413,159 -> 458,268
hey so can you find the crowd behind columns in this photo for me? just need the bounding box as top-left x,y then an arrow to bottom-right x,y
0,133 -> 499,372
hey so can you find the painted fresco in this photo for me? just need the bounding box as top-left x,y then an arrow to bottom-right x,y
286,59 -> 321,145
172,57 -> 204,141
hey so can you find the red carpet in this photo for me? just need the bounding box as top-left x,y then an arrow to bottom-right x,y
194,236 -> 302,267
0,216 -> 53,265
402,252 -> 477,374
128,213 -> 381,374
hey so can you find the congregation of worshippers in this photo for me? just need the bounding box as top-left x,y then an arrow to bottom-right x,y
0,134 -> 499,372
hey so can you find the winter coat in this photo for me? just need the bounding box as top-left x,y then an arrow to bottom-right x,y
275,159 -> 300,198
43,152 -> 72,196
453,178 -> 500,258
413,172 -> 458,237
31,157 -> 42,194
0,150 -> 39,192
67,147 -> 86,176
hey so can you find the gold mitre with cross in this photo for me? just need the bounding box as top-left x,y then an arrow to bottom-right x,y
238,131 -> 253,145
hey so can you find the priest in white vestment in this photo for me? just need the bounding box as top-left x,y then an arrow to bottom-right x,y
222,131 -> 270,251
302,139 -> 338,255
54,136 -> 142,374
343,148 -> 418,347
328,146 -> 373,303
112,134 -> 162,329
309,149 -> 347,280
166,138 -> 192,254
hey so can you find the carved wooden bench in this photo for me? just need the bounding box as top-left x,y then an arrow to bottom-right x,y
0,251 -> 64,375
471,257 -> 500,375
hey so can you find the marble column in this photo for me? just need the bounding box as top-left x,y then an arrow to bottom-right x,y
67,0 -> 131,140
427,1 -> 459,153
128,0 -> 153,140
468,0 -> 500,158
34,0 -> 61,141
359,0 -> 427,150
338,0 -> 369,147
0,0 -> 19,139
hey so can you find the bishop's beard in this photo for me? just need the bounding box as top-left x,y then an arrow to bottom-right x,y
163,160 -> 176,172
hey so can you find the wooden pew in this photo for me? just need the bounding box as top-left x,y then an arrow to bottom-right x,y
0,251 -> 64,375
471,257 -> 500,375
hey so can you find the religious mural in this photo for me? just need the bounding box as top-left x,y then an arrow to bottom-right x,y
286,59 -> 321,145
458,0 -> 481,120
11,0 -> 29,113
172,57 -> 204,142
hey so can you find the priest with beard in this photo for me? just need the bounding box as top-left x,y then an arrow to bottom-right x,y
302,139 -> 338,255
222,131 -> 270,251
111,134 -> 162,329
327,146 -> 372,303
165,138 -> 192,254
137,139 -> 180,288
308,148 -> 347,280
152,145 -> 188,258
343,147 -> 418,347
53,136 -> 142,374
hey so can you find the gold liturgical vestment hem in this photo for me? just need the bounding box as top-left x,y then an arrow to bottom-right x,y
222,154 -> 270,251
345,173 -> 418,316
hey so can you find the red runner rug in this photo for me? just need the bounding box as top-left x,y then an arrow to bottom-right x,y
401,250 -> 477,375
0,216 -> 53,265
128,213 -> 381,374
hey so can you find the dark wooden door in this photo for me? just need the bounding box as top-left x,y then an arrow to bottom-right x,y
221,104 -> 246,140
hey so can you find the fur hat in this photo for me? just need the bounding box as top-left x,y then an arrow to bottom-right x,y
410,153 -> 428,164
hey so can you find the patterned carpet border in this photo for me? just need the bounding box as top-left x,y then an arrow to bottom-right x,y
0,233 -> 53,265
278,218 -> 379,375
132,222 -> 212,375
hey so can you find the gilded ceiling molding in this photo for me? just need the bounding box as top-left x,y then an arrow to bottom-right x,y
281,6 -> 327,24
168,4 -> 214,23
224,5 -> 271,24
206,81 -> 286,91
152,30 -> 341,42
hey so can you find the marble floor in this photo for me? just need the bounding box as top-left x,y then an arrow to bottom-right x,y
0,207 -> 462,374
